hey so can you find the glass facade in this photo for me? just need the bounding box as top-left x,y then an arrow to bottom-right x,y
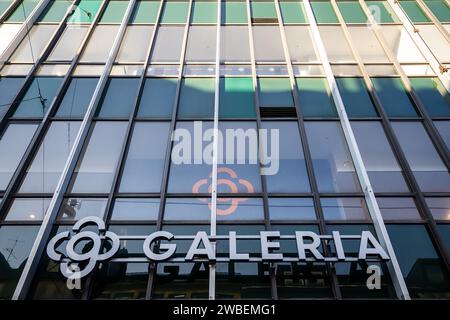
0,0 -> 448,301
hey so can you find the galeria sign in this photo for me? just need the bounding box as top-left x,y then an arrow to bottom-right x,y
47,217 -> 390,279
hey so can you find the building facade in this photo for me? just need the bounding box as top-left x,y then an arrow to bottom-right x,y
0,0 -> 449,300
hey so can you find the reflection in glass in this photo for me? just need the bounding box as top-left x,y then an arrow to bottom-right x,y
57,198 -> 107,221
5,198 -> 50,221
321,198 -> 370,221
377,197 -> 422,221
268,198 -> 316,220
111,198 -> 160,221
425,197 -> 450,220
55,78 -> 99,118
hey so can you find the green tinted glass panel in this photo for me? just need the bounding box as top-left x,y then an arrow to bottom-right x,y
296,78 -> 337,117
310,1 -> 339,23
192,1 -> 217,23
13,77 -> 63,118
68,0 -> 102,23
399,1 -> 430,22
424,0 -> 450,22
6,0 -> 39,22
372,77 -> 417,117
38,0 -> 70,22
0,0 -> 13,16
259,78 -> 294,107
337,1 -> 367,23
219,77 -> 256,118
280,2 -> 307,23
56,78 -> 99,118
130,0 -> 160,23
410,77 -> 450,117
97,78 -> 139,118
366,1 -> 398,23
138,78 -> 177,118
251,2 -> 277,19
336,77 -> 378,117
222,1 -> 247,23
178,78 -> 215,118
161,1 -> 189,23
100,0 -> 129,23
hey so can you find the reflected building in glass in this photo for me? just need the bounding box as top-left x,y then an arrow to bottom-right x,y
0,0 -> 449,300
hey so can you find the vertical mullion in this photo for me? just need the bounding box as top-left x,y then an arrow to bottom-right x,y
303,0 -> 411,300
11,0 -> 138,300
147,0 -> 194,300
415,0 -> 450,41
273,0 -> 342,300
245,0 -> 277,300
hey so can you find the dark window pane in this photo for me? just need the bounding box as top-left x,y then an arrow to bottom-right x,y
434,121 -> 450,150
351,121 -> 409,192
336,77 -> 378,118
392,122 -> 450,192
219,77 -> 255,118
217,198 -> 264,221
399,0 -> 430,23
305,122 -> 361,193
13,77 -> 63,118
377,197 -> 422,220
268,198 -> 316,220
55,78 -> 99,118
111,198 -> 160,221
70,122 -> 128,193
19,121 -> 81,193
261,122 -> 310,192
437,224 -> 450,258
372,77 -> 418,117
178,78 -> 215,118
0,77 -> 25,119
387,224 -> 450,298
258,78 -> 294,107
137,78 -> 177,118
424,0 -> 450,22
119,122 -> 170,192
296,78 -> 337,117
97,78 -> 139,118
57,198 -> 107,221
410,77 -> 450,117
321,198 -> 371,221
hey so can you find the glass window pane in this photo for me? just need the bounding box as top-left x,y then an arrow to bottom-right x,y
111,198 -> 160,221
138,78 -> 177,118
6,0 -> 39,22
285,26 -> 319,63
119,122 -> 170,192
0,0 -> 13,16
0,124 -> 37,190
13,77 -> 63,118
99,0 -> 129,23
387,224 -> 450,298
80,25 -> 120,63
160,1 -> 189,23
47,25 -> 89,62
280,1 -> 307,23
379,26 -> 426,63
377,197 -> 422,220
150,26 -> 184,62
178,78 -> 215,118
0,225 -> 39,299
399,0 -> 430,22
305,122 -> 361,193
424,0 -> 450,22
192,1 -> 217,23
57,198 -> 107,221
261,122 -> 310,192
434,121 -> 450,149
321,198 -> 370,220
268,198 -> 316,220
392,122 -> 450,192
130,0 -> 160,23
318,26 -> 355,63
19,121 -> 81,193
10,25 -> 58,62
251,1 -> 277,21
258,78 -> 293,107
116,25 -> 154,63
372,77 -> 418,117
437,224 -> 450,259
220,26 -> 250,62
185,26 -> 217,62
253,26 -> 285,62
97,78 -> 139,118
352,121 -> 409,192
366,1 -> 399,23
163,198 -> 210,221
296,78 -> 337,117
68,0 -> 102,23
38,0 -> 70,22
347,26 -> 389,63
417,25 -> 450,63
0,77 -> 25,119
219,77 -> 255,118
55,77 -> 99,118
337,1 -> 367,23
310,1 -> 339,23
0,24 -> 22,57
70,122 -> 128,193
222,1 -> 247,23
336,77 -> 378,117
5,198 -> 50,220
410,77 -> 450,117
217,198 -> 264,221
425,197 -> 450,220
